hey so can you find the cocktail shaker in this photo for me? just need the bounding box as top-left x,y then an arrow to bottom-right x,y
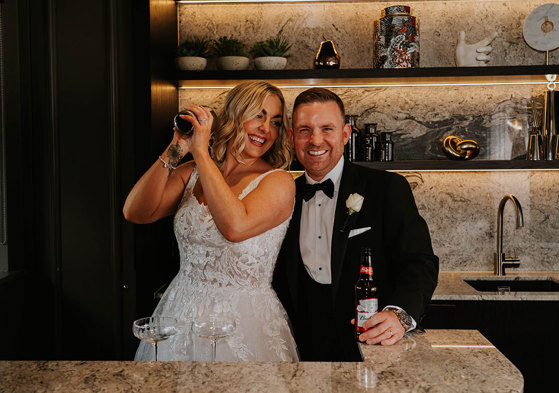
173,108 -> 216,135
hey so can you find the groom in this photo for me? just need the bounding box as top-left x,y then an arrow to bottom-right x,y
273,88 -> 439,362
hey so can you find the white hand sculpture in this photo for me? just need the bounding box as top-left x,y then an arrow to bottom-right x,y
455,31 -> 498,67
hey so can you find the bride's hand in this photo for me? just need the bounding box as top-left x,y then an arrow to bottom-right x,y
181,105 -> 214,158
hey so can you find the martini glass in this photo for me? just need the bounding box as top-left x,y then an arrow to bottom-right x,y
192,309 -> 236,361
133,316 -> 178,361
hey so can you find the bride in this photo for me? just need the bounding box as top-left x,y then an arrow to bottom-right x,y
123,81 -> 298,361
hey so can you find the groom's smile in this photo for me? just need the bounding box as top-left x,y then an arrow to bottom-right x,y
290,101 -> 350,181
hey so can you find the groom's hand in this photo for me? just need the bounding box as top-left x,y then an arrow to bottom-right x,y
352,311 -> 405,345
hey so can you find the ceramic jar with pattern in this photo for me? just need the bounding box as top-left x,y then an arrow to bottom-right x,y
373,5 -> 419,68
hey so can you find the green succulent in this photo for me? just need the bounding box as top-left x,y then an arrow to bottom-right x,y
249,36 -> 292,58
176,37 -> 211,57
211,36 -> 248,57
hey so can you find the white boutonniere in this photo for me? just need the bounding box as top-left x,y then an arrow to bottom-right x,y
341,193 -> 364,232
346,193 -> 364,215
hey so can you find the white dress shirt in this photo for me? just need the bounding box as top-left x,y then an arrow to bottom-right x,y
300,157 -> 345,284
299,156 -> 417,330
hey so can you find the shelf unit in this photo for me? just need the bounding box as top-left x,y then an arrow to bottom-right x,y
176,65 -> 559,88
177,66 -> 559,170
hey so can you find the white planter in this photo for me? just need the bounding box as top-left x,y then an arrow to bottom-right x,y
175,56 -> 207,71
254,56 -> 287,70
216,56 -> 250,71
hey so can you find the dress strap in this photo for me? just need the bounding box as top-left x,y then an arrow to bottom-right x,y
185,166 -> 199,192
238,169 -> 285,200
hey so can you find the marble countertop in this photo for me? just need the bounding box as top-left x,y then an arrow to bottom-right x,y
0,330 -> 522,392
434,271 -> 559,301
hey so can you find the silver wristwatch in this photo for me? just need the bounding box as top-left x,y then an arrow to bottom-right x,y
386,307 -> 414,331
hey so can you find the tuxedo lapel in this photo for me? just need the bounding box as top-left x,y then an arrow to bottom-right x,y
285,175 -> 306,307
331,162 -> 367,301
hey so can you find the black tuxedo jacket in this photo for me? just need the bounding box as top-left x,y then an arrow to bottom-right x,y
273,161 -> 439,360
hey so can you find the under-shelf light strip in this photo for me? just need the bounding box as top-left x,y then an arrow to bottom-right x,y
176,0 -> 361,3
179,81 -> 549,89
177,0 -> 510,3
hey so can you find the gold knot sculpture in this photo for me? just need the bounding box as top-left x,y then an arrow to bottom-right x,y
442,136 -> 480,160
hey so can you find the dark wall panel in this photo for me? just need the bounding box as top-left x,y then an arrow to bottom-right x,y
54,0 -> 116,359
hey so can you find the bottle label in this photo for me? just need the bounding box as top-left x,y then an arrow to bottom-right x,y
360,266 -> 373,276
356,297 -> 378,331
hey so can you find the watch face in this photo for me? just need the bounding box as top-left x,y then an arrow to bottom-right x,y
391,309 -> 413,330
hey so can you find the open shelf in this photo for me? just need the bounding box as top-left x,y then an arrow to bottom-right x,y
353,160 -> 559,171
176,65 -> 559,88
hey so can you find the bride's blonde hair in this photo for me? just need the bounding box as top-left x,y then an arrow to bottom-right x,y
211,81 -> 292,169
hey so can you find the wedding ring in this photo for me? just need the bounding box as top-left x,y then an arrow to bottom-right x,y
199,118 -> 207,124
388,329 -> 393,337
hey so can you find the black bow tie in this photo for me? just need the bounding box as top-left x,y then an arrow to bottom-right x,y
300,179 -> 335,201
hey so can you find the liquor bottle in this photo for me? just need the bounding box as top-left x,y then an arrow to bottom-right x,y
345,115 -> 361,162
380,132 -> 394,162
355,247 -> 378,340
362,123 -> 380,162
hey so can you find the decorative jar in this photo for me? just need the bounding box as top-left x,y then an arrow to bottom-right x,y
373,5 -> 419,68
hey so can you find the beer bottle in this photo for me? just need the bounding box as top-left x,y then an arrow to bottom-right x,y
355,247 -> 378,340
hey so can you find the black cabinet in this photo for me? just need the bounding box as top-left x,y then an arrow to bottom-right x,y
423,300 -> 559,393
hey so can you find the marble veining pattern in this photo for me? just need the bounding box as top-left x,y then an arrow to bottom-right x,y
179,0 -> 558,69
180,85 -> 543,161
408,171 -> 559,271
0,330 -> 523,392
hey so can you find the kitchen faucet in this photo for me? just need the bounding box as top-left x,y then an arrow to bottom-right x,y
495,194 -> 524,276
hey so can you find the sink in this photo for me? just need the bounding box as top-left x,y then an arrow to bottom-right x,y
464,278 -> 559,292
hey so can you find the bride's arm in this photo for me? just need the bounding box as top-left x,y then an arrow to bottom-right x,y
184,106 -> 295,242
193,152 -> 295,242
123,136 -> 194,224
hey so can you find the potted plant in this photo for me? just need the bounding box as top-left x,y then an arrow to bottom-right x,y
212,36 -> 249,71
249,36 -> 292,70
175,37 -> 211,71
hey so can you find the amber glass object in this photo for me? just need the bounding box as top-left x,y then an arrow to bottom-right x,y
314,40 -> 340,69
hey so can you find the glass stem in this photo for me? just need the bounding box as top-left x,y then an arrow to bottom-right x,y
153,342 -> 158,361
211,339 -> 217,361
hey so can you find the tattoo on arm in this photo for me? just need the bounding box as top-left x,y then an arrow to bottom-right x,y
167,143 -> 183,167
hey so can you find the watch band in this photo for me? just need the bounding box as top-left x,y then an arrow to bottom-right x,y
386,307 -> 414,331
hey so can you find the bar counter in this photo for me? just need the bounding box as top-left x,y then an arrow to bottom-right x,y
0,330 -> 522,392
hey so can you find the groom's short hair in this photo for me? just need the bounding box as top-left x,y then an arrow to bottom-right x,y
292,88 -> 345,122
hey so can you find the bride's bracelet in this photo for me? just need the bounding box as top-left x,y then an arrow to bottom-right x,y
158,155 -> 177,171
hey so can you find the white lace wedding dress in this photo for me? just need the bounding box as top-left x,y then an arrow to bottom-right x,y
135,167 -> 298,361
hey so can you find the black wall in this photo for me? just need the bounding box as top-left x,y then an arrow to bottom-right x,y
0,0 -> 178,360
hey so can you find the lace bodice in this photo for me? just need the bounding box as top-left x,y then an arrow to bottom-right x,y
135,167 -> 298,361
173,167 -> 291,290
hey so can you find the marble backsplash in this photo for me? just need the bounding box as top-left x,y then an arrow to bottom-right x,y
178,0 -> 558,69
405,170 -> 559,272
180,85 -> 544,160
